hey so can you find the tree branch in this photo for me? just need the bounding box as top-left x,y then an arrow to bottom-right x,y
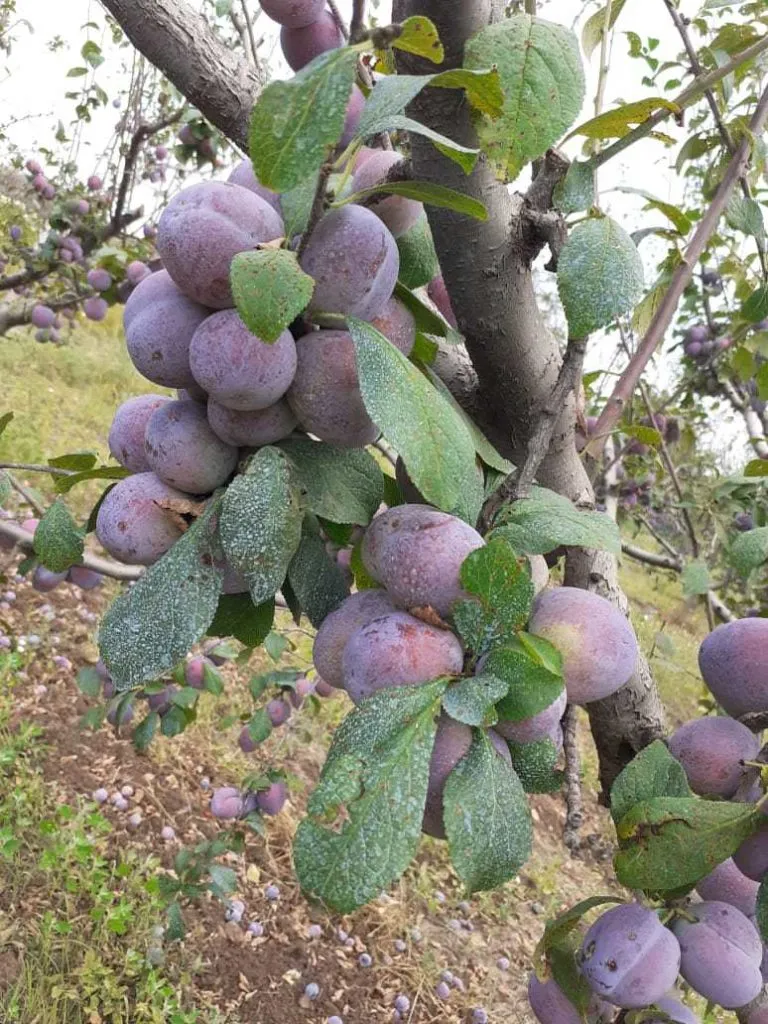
0,518 -> 143,579
621,542 -> 735,623
562,704 -> 584,852
349,0 -> 366,43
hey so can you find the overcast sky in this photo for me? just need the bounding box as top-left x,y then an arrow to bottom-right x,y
1,0 -> 754,465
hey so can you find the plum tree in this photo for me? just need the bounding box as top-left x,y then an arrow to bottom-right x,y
361,505 -> 484,618
579,903 -> 681,1008
124,270 -> 210,389
528,588 -> 639,705
666,716 -> 760,797
144,398 -> 239,494
351,150 -> 424,237
95,472 -> 190,565
108,394 -> 172,473
298,206 -> 399,320
698,619 -> 768,719
280,11 -> 345,71
312,589 -> 397,687
189,311 -> 297,410
340,611 -> 464,704
156,181 -> 284,308
671,901 -> 763,1008
287,329 -> 379,447
368,297 -> 416,356
695,858 -> 759,918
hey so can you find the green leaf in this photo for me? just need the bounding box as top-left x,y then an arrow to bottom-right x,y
294,678 -> 447,913
681,560 -> 711,597
411,332 -> 439,364
614,797 -> 760,893
279,438 -> 383,525
394,280 -> 462,344
397,214 -> 440,289
553,160 -> 596,215
166,901 -> 186,942
81,39 -> 104,68
250,46 -> 359,192
493,486 -> 620,554
344,180 -> 487,221
742,286 -> 768,323
230,250 -> 314,344
286,520 -> 349,628
610,740 -> 692,825
132,712 -> 160,753
614,186 -> 691,235
425,367 -> 513,474
247,707 -> 273,746
54,465 -> 131,494
208,863 -> 237,897
581,0 -> 628,59
535,895 -> 624,964
33,500 -> 84,573
99,499 -> 224,691
207,594 -> 274,648
391,16 -> 444,63
756,875 -> 768,945
453,538 -> 534,652
48,451 -> 98,471
508,738 -> 563,794
368,114 -> 479,174
557,216 -> 644,338
726,193 -> 766,243
280,170 -> 321,236
220,447 -> 305,605
0,412 -> 14,438
730,527 -> 768,575
745,459 -> 768,478
443,730 -> 532,892
483,641 -> 565,722
463,15 -> 585,183
568,97 -> 680,141
76,666 -> 102,698
623,423 -> 662,448
0,471 -> 10,507
442,673 -> 509,726
347,318 -> 478,516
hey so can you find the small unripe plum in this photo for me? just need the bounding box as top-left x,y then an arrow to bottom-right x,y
341,611 -> 464,705
155,145 -> 168,161
108,394 -> 171,472
227,159 -> 282,214
144,399 -> 238,493
146,685 -> 176,715
87,268 -> 112,292
735,512 -> 755,532
126,260 -> 151,285
124,270 -> 209,389
351,150 -> 423,238
95,472 -> 189,565
427,275 -> 457,328
73,198 -> 90,216
698,618 -> 768,719
178,124 -> 195,145
93,787 -> 109,804
261,0 -> 325,27
339,86 -> 365,150
421,715 -> 510,838
161,825 -> 176,841
255,780 -> 287,815
157,181 -> 283,308
143,223 -> 157,239
67,566 -> 103,590
31,304 -> 56,329
84,296 -> 108,321
314,677 -> 335,698
685,324 -> 710,347
734,826 -> 768,882
210,786 -> 244,819
696,857 -> 759,918
579,903 -> 681,1008
495,689 -> 566,745
42,184 -> 55,200
87,175 -> 102,191
184,656 -> 211,689
369,297 -> 416,356
528,587 -> 638,705
289,676 -> 315,708
265,883 -> 280,901
299,205 -> 399,321
362,504 -> 484,619
667,716 -> 759,797
671,900 -> 762,1008
528,973 -> 611,1024
189,310 -> 296,411
9,224 -> 21,241
25,159 -> 42,174
239,725 -> 259,753
207,397 -> 297,447
107,702 -> 134,727
32,566 -> 67,592
266,698 -> 291,726
280,10 -> 344,70
287,330 -> 379,447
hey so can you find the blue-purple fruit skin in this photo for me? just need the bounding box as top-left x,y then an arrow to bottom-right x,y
95,472 -> 189,565
190,311 -> 296,411
528,973 -> 611,1024
108,394 -> 172,472
671,900 -> 762,1008
207,397 -> 297,447
299,205 -> 398,321
351,150 -> 423,238
145,399 -> 238,494
667,716 -> 759,797
645,995 -> 700,1024
341,612 -> 464,706
362,504 -> 484,619
261,0 -> 325,27
280,10 -> 344,70
157,181 -> 283,308
287,330 -> 379,448
495,688 -> 567,745
734,825 -> 768,881
579,903 -> 681,1008
422,715 -> 510,839
369,296 -> 416,356
185,656 -> 210,690
312,590 -> 396,688
67,566 -> 103,590
529,587 -> 639,705
696,858 -> 759,919
107,701 -> 134,726
210,786 -> 244,819
266,699 -> 291,726
32,566 -> 68,592
255,781 -> 287,816
124,270 -> 209,388
698,618 -> 768,719
227,158 -> 282,214
239,725 -> 258,753
146,685 -> 176,715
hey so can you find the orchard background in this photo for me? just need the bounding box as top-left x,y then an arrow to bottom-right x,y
1,0 -> 768,1022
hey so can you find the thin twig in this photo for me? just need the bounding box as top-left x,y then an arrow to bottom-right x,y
562,705 -> 583,853
0,517 -> 142,579
590,83 -> 768,450
295,161 -> 333,258
349,0 -> 366,43
6,473 -> 46,517
326,0 -> 349,39
621,542 -> 735,623
240,0 -> 261,74
636,513 -> 682,561
0,462 -> 73,477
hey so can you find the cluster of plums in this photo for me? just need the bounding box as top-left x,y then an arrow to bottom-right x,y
529,614 -> 768,1023
682,323 -> 732,363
